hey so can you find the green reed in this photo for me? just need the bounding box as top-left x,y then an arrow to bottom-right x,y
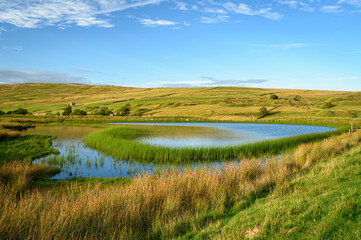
84,125 -> 347,163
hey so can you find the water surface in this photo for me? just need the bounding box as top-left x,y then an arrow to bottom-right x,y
25,123 -> 334,179
113,122 -> 334,147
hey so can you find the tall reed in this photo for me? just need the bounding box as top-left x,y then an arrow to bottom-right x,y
0,129 -> 20,141
84,126 -> 347,163
1,131 -> 360,239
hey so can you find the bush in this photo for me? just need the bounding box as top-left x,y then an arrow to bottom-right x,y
118,103 -> 131,116
62,106 -> 72,116
294,95 -> 301,101
322,102 -> 335,109
73,109 -> 87,115
259,107 -> 269,118
95,107 -> 113,116
270,94 -> 278,100
0,110 -> 4,115
6,108 -> 29,115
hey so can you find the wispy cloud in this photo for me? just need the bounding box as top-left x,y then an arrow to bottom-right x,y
222,2 -> 283,20
139,18 -> 178,27
200,77 -> 269,85
146,77 -> 269,87
0,0 -> 165,28
71,68 -> 92,73
321,5 -> 343,13
0,68 -> 89,84
1,0 -> 360,30
276,0 -> 315,12
173,1 -> 188,11
2,45 -> 23,52
337,0 -> 361,7
251,43 -> 314,49
201,15 -> 229,24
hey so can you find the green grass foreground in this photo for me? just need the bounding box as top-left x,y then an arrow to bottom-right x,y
83,125 -> 347,163
0,130 -> 360,239
0,134 -> 59,164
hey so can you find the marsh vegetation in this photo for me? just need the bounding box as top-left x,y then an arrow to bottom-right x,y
0,130 -> 360,239
0,84 -> 361,239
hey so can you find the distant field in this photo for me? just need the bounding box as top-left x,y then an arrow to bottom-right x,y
1,83 -> 361,123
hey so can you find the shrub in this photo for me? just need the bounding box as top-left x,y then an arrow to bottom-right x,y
322,102 -> 335,109
294,95 -> 301,101
95,107 -> 113,116
259,107 -> 269,117
62,106 -> 72,116
0,110 -> 4,115
270,94 -> 279,100
6,108 -> 29,115
73,109 -> 87,115
118,103 -> 131,116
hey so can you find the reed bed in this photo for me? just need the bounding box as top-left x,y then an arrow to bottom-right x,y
84,126 -> 347,163
0,162 -> 59,194
0,129 -> 20,141
1,131 -> 360,239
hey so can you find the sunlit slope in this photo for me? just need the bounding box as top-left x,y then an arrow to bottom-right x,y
1,83 -> 361,121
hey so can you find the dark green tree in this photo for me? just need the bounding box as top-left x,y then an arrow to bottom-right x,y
73,109 -> 87,115
62,106 -> 72,116
270,94 -> 278,100
119,103 -> 131,116
95,107 -> 113,116
259,107 -> 269,118
6,108 -> 28,115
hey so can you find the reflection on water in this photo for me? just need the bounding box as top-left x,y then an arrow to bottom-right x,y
26,123 -> 334,179
33,138 -> 175,179
115,122 -> 334,147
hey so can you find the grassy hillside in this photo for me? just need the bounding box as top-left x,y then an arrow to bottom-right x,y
1,83 -> 361,122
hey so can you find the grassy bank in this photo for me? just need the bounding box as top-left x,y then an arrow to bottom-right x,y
0,135 -> 59,164
1,83 -> 361,123
83,125 -> 347,163
0,130 -> 360,239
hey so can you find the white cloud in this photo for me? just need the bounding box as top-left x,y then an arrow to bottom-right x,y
139,18 -> 178,27
201,15 -> 229,23
146,77 -> 269,87
0,68 -> 89,84
321,5 -> 343,13
0,0 -> 165,28
174,1 -> 188,11
337,0 -> 361,7
222,2 -> 283,20
276,0 -> 315,12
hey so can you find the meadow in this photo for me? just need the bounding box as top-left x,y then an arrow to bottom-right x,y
1,83 -> 361,124
0,83 -> 361,239
0,129 -> 360,239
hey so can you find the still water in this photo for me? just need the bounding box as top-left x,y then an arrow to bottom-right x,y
25,123 -> 334,179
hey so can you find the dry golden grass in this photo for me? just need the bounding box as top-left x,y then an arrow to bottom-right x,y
0,131 -> 360,239
0,129 -> 20,141
1,83 -> 360,122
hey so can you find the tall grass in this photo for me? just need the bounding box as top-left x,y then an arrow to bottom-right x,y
0,162 -> 60,194
84,126 -> 347,163
0,129 -> 20,141
0,135 -> 59,164
0,131 -> 360,239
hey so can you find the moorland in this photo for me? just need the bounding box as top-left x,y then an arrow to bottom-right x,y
0,83 -> 360,239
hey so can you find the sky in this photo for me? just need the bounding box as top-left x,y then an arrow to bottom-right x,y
0,0 -> 361,91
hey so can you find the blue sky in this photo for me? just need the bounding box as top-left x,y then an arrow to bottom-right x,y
0,0 -> 361,90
